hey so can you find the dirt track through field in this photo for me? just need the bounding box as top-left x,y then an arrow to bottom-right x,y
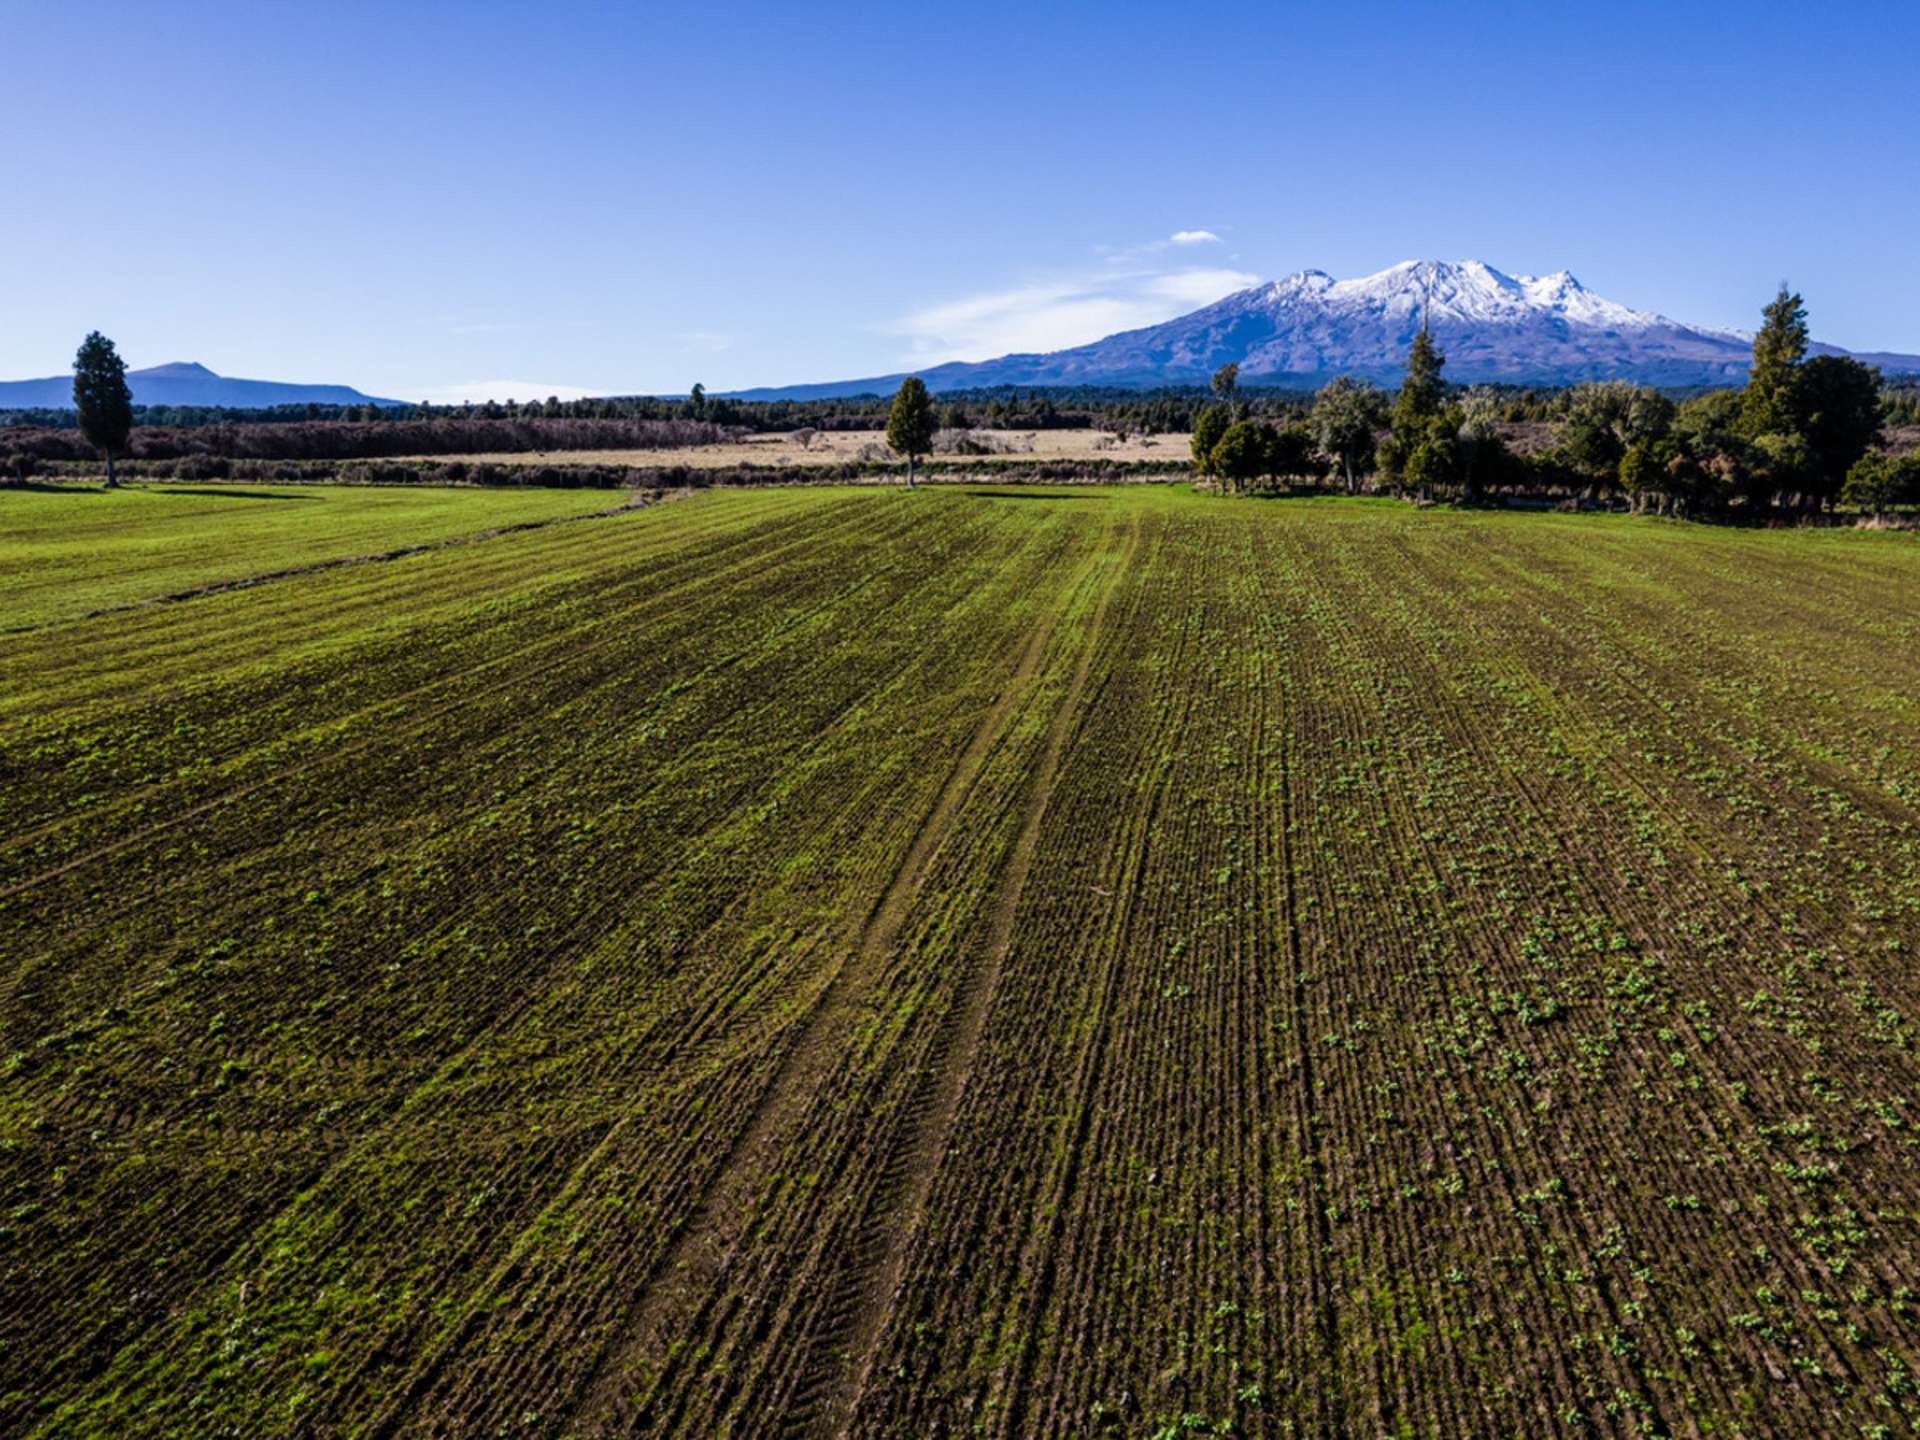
565,541 -> 1106,1432
979,564 -> 1192,1440
810,511 -> 1141,1437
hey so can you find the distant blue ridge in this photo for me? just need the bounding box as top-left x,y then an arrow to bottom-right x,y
0,361 -> 404,410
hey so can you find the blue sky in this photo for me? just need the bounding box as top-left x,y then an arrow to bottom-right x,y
5,0 -> 1916,400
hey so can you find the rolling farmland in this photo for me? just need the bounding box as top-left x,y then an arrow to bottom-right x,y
4,485 -> 1920,1438
0,483 -> 623,632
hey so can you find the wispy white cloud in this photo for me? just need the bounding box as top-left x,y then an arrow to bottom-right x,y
893,264 -> 1259,365
1147,268 -> 1260,304
1170,229 -> 1222,246
413,379 -> 598,404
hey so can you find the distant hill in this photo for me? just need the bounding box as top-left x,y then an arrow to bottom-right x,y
726,260 -> 1920,399
0,361 -> 403,410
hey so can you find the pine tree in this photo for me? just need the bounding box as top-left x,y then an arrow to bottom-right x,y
1739,286 -> 1808,441
886,376 -> 935,488
73,331 -> 133,488
1384,328 -> 1446,492
1393,329 -> 1446,434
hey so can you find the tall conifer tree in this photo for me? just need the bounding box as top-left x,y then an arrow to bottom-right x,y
1392,328 -> 1446,436
1740,286 -> 1809,440
886,376 -> 935,488
73,331 -> 133,488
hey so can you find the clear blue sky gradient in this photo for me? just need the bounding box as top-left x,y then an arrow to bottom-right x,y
6,0 -> 1916,399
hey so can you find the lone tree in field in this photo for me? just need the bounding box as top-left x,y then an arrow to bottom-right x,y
886,376 -> 936,488
73,331 -> 133,488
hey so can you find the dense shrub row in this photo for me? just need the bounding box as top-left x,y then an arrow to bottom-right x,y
0,416 -> 736,464
6,454 -> 1191,493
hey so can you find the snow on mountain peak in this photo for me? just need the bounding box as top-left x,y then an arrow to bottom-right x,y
735,257 -> 1920,397
1266,269 -> 1334,299
1061,258 -> 1777,386
1233,260 -> 1665,334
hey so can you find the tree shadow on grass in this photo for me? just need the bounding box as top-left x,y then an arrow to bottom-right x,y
963,489 -> 1092,501
3,481 -> 112,496
154,487 -> 319,501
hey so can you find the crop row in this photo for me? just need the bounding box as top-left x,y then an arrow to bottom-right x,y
3,491 -> 1917,1437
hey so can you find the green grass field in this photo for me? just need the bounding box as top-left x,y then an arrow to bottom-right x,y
0,482 -> 621,631
3,485 -> 1919,1437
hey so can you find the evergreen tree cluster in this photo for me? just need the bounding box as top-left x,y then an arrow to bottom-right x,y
1190,407 -> 1316,492
1882,378 -> 1920,428
1182,283 -> 1907,519
1554,288 -> 1889,515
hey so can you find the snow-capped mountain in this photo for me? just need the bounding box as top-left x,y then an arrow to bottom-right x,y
730,260 -> 1920,398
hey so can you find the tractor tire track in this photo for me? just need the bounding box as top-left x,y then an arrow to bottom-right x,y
808,510 -> 1140,1439
563,541 -> 1103,1434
